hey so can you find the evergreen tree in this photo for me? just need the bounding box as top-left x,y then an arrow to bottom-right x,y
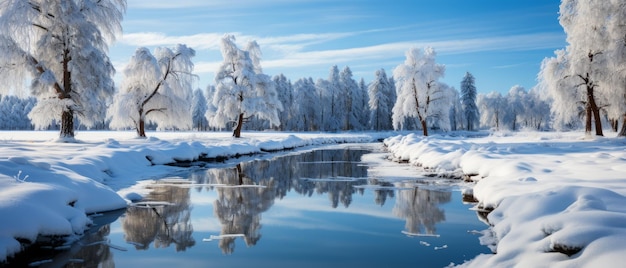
368,69 -> 393,131
460,72 -> 479,131
191,88 -> 208,131
358,78 -> 370,130
327,65 -> 343,131
273,74 -> 294,131
339,66 -> 359,130
293,77 -> 320,131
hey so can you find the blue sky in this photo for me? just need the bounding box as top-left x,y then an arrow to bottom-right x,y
110,0 -> 566,94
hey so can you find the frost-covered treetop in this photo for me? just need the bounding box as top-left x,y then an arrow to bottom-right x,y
394,47 -> 445,85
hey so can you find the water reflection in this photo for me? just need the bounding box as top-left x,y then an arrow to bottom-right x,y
122,180 -> 195,251
4,146 -> 465,267
393,184 -> 451,236
209,164 -> 275,254
123,148 -> 452,254
189,149 -> 373,253
188,148 -> 449,252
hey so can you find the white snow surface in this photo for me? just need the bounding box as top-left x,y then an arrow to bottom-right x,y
0,130 -> 386,262
384,131 -> 626,267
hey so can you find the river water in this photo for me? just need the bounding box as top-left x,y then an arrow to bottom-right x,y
8,143 -> 491,268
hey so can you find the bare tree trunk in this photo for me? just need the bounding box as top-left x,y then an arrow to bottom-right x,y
60,109 -> 74,139
618,114 -> 626,137
138,118 -> 146,138
136,107 -> 147,138
233,113 -> 244,138
587,87 -> 603,136
60,47 -> 74,139
611,118 -> 619,132
420,118 -> 428,136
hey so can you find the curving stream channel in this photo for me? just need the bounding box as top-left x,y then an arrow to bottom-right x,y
6,143 -> 491,267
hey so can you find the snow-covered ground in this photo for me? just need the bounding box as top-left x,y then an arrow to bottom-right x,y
384,131 -> 626,267
3,130 -> 625,267
0,130 -> 389,262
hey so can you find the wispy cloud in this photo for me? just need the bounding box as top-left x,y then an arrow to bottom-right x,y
120,32 -> 226,50
115,30 -> 565,85
127,0 -> 340,9
122,30 -> 563,63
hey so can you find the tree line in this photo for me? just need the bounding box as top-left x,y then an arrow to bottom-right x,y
0,0 -> 623,138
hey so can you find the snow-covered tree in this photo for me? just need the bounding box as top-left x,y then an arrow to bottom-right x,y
0,96 -> 36,130
0,0 -> 126,139
208,35 -> 282,138
392,47 -> 451,136
108,45 -> 195,137
339,66 -> 360,130
368,69 -> 393,131
204,84 -> 220,131
506,85 -> 527,131
357,78 -> 370,130
191,88 -> 208,131
520,88 -> 552,130
449,88 -> 464,131
600,1 -> 626,135
316,77 -> 338,132
478,91 -> 509,130
293,77 -> 320,131
323,66 -> 343,131
273,74 -> 294,131
460,72 -> 479,131
538,0 -> 620,136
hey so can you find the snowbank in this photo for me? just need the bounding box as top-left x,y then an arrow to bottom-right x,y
384,131 -> 626,267
0,130 -> 388,262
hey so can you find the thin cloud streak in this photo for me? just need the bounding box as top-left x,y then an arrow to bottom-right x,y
122,31 -> 563,67
128,0 -> 338,9
264,32 -> 565,69
117,30 -> 565,85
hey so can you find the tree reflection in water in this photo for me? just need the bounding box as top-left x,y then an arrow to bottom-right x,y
122,147 -> 451,254
392,183 -> 451,236
208,164 -> 276,254
122,180 -> 195,251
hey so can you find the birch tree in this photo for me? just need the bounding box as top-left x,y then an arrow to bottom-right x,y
108,45 -> 195,137
0,0 -> 126,139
